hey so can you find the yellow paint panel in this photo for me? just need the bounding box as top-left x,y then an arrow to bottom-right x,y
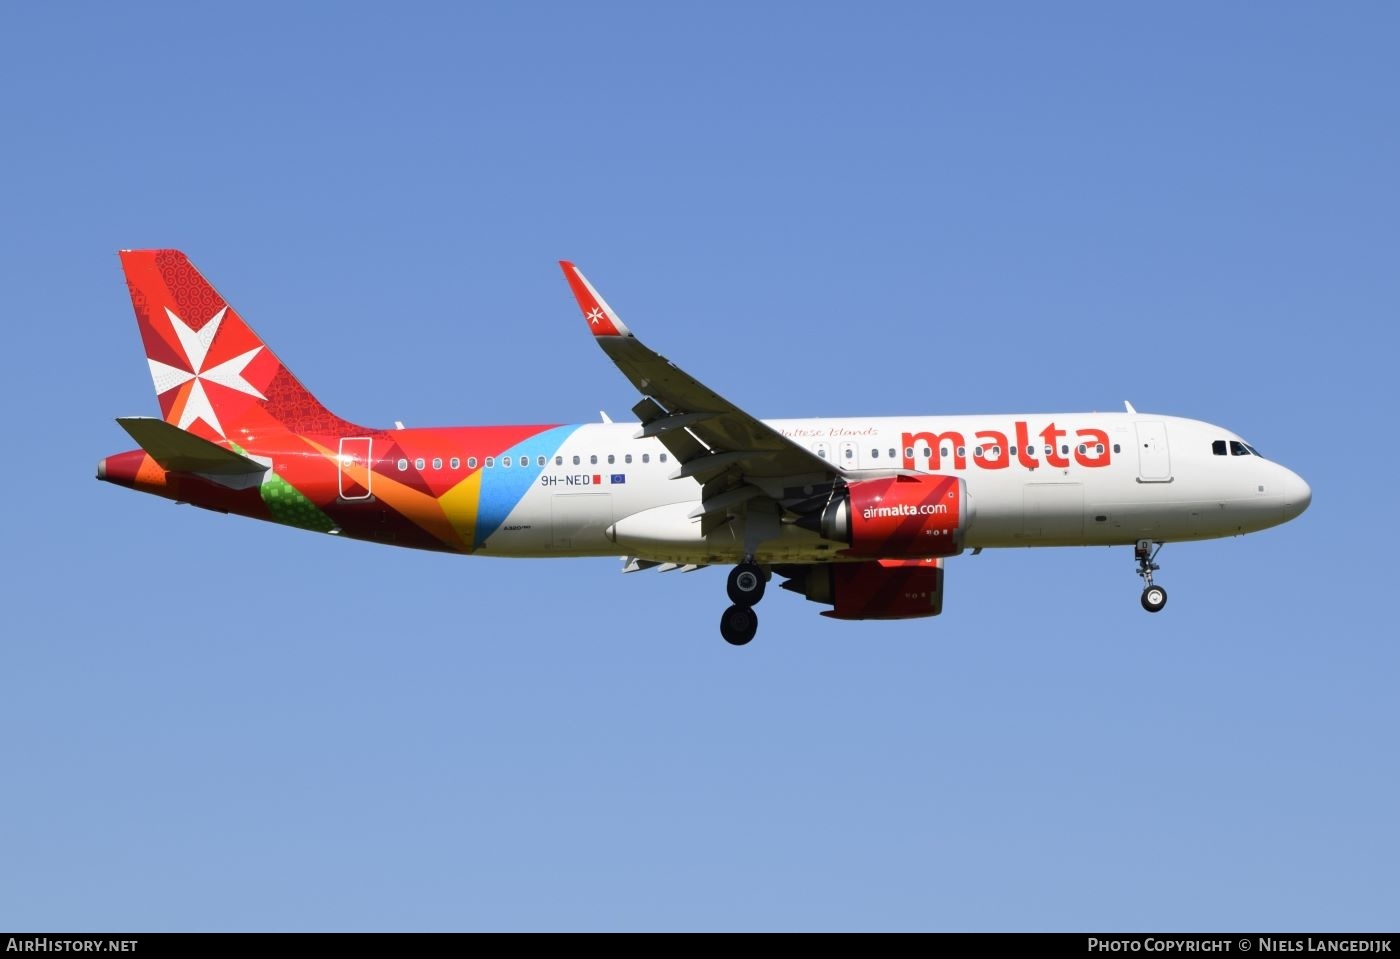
439,471 -> 483,552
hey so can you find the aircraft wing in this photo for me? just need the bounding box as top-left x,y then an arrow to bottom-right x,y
560,262 -> 843,532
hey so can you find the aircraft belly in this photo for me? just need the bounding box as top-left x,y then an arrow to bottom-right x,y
476,490 -> 556,554
609,501 -> 841,565
1022,483 -> 1085,541
550,491 -> 614,551
966,472 -> 1174,547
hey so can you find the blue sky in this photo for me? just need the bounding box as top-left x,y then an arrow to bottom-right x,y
2,2 -> 1396,931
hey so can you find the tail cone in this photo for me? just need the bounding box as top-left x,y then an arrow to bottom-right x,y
97,450 -> 150,489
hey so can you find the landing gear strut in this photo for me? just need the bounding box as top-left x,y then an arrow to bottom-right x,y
720,559 -> 766,645
1135,539 -> 1167,612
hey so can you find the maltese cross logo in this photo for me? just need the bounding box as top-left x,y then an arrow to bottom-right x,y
147,307 -> 265,437
586,307 -> 604,325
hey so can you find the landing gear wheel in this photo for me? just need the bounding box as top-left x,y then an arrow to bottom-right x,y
720,604 -> 758,646
1133,540 -> 1167,614
1141,585 -> 1167,613
726,562 -> 766,606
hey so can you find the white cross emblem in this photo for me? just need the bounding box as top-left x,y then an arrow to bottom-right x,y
146,307 -> 265,437
586,307 -> 604,325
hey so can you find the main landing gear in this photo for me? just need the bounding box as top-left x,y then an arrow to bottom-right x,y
1135,539 -> 1168,613
720,559 -> 766,645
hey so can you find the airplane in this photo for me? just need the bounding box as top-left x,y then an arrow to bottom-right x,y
98,250 -> 1311,645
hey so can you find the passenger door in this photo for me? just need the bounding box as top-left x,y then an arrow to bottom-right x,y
1135,422 -> 1172,482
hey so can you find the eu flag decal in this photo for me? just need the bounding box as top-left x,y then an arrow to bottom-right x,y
610,474 -> 626,485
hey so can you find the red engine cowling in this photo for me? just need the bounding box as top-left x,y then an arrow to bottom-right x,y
807,474 -> 969,558
780,558 -> 945,620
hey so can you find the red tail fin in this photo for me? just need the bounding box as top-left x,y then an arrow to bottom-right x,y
120,250 -> 364,439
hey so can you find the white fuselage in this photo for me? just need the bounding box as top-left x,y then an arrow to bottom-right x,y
475,412 -> 1311,564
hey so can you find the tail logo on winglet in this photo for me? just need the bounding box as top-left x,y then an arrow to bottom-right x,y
147,306 -> 267,437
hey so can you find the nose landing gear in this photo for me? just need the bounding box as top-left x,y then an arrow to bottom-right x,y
720,559 -> 766,645
1135,540 -> 1167,612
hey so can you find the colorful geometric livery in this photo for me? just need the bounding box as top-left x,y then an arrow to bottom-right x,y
104,250 -> 578,555
99,251 -> 1312,645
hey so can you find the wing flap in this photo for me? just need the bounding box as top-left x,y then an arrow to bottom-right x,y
631,397 -> 706,463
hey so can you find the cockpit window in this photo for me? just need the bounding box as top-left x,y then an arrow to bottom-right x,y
1229,441 -> 1251,456
1245,443 -> 1262,457
1212,440 -> 1227,456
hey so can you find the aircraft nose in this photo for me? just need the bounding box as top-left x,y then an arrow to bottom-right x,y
1280,467 -> 1311,521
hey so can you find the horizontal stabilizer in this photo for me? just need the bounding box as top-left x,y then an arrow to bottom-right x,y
116,416 -> 265,475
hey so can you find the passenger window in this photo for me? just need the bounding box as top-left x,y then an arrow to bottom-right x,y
432,457 -> 442,470
642,453 -> 650,464
468,457 -> 478,469
1044,446 -> 1053,456
941,447 -> 950,458
993,446 -> 1001,457
660,453 -> 668,463
844,448 -> 854,459
607,454 -> 615,465
905,447 -> 915,458
1096,444 -> 1104,454
397,458 -> 408,471
974,447 -> 983,457
573,455 -> 580,466
1112,444 -> 1120,454
1061,445 -> 1069,456
871,449 -> 880,459
537,456 -> 546,467
414,457 -> 425,470
1212,440 -> 1227,456
819,449 -> 827,458
502,456 -> 511,467
450,457 -> 460,469
1078,444 -> 1086,455
555,455 -> 563,466
1009,446 -> 1016,456
485,457 -> 494,468
888,448 -> 896,459
590,455 -> 598,465
957,446 -> 965,457
625,453 -> 633,464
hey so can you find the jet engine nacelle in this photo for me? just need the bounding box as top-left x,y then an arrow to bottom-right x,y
779,558 -> 945,620
805,474 -> 969,558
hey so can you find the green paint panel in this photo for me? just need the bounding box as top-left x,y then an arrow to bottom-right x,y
260,472 -> 336,533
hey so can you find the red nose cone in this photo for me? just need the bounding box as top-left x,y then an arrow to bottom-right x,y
97,450 -> 148,487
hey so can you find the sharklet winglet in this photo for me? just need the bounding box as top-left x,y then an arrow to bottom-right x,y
560,261 -> 632,337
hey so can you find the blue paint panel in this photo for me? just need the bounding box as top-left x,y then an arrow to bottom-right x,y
474,425 -> 579,547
